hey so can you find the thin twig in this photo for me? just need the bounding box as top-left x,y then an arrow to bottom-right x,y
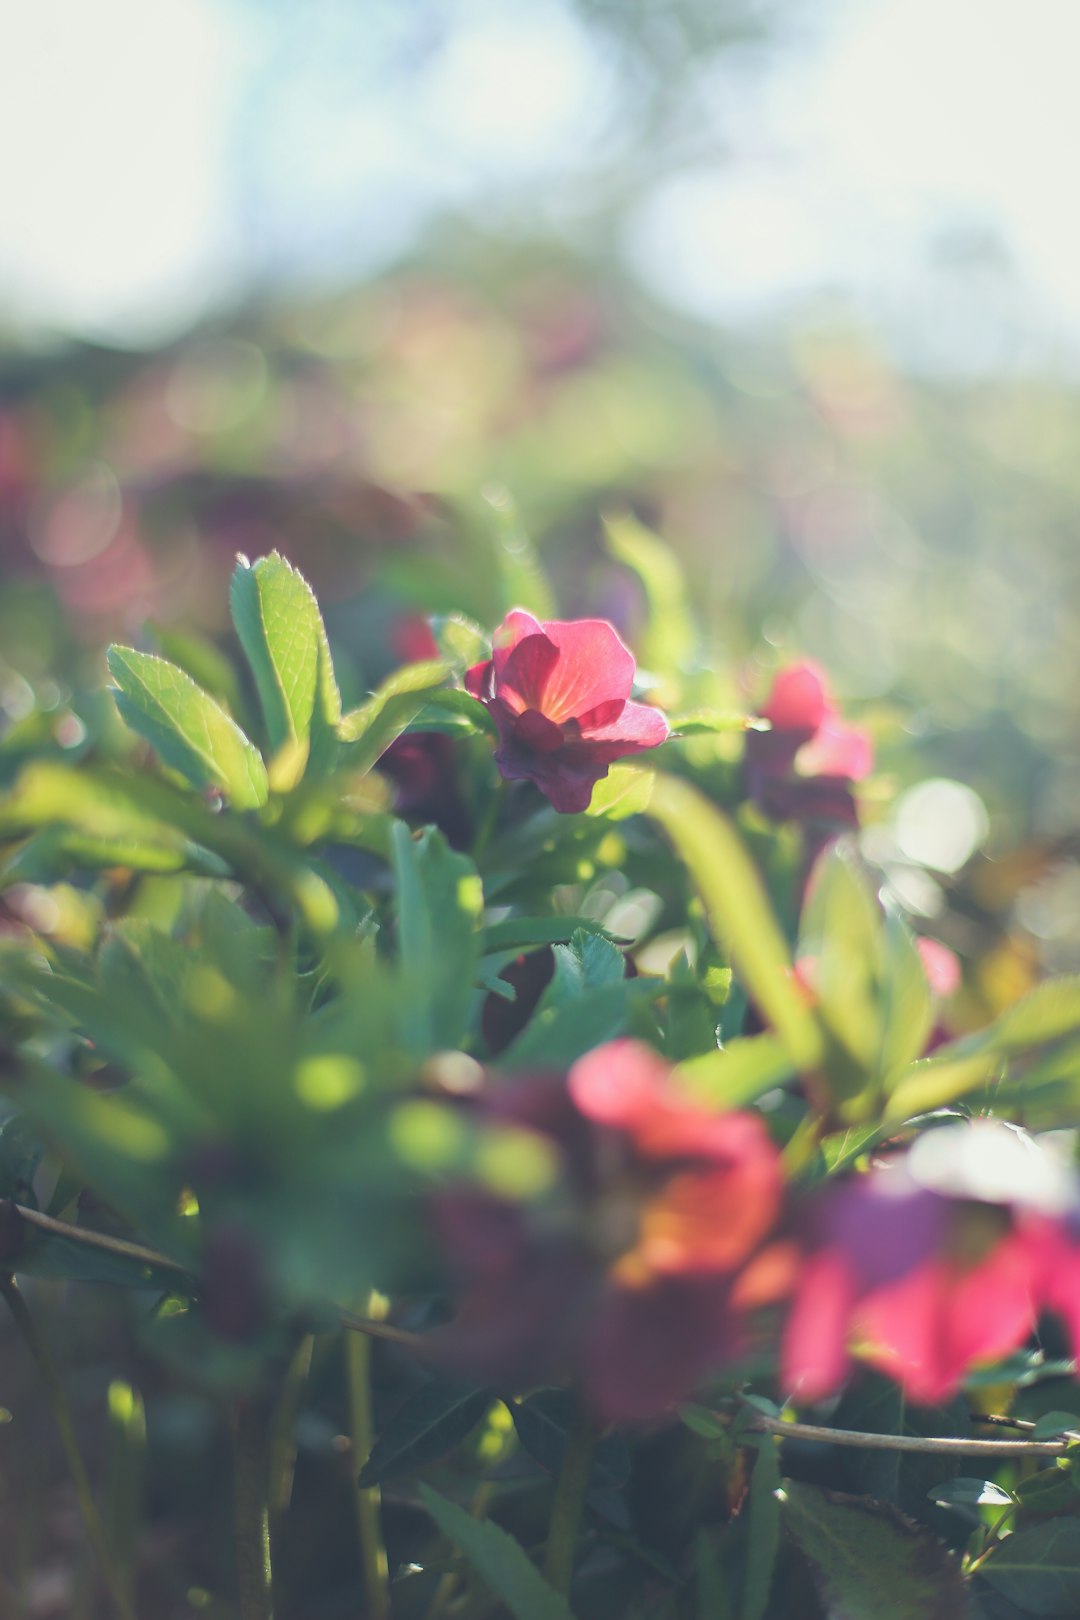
743,1408 -> 1076,1457
8,1206 -> 426,1353
11,1202 -> 189,1274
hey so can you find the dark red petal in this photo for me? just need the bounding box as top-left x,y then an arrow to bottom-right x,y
760,662 -> 830,732
583,1277 -> 742,1423
465,658 -> 494,700
514,708 -> 566,755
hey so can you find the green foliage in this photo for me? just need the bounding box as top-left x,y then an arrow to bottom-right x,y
782,1483 -> 971,1620
977,1519 -> 1080,1614
419,1483 -> 575,1620
357,1380 -> 492,1487
107,647 -> 269,809
392,822 -> 483,1056
229,551 -> 341,785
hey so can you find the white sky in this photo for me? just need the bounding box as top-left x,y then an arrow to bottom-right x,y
1,0 -> 1078,359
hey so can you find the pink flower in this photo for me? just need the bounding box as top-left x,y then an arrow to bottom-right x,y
782,1124 -> 1080,1404
465,610 -> 669,813
746,661 -> 872,829
432,1041 -> 792,1422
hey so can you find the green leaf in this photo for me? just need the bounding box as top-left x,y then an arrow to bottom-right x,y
799,842 -> 883,1076
149,621 -> 248,721
741,1439 -> 781,1620
927,1479 -> 1014,1519
604,510 -> 695,683
510,1390 -> 630,1495
979,1519 -> 1080,1613
0,1116 -> 45,1207
879,915 -> 934,1080
391,823 -> 482,1056
544,929 -> 627,1002
479,916 -> 620,956
418,1482 -> 574,1620
501,981 -> 657,1069
674,1035 -> 794,1110
404,688 -> 499,740
782,1482 -> 971,1620
646,775 -> 823,1071
1030,1412 -> 1080,1440
357,1381 -> 491,1487
585,764 -> 655,820
107,647 -> 268,809
230,552 -> 341,786
833,1371 -> 972,1544
338,660 -> 452,773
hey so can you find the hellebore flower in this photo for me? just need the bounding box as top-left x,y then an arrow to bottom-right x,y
745,661 -> 872,830
465,610 -> 669,813
783,1123 -> 1080,1404
432,1040 -> 792,1422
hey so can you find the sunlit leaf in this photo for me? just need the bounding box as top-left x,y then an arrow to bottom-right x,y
646,774 -> 822,1071
338,660 -> 451,773
107,647 -> 268,809
230,551 -> 341,786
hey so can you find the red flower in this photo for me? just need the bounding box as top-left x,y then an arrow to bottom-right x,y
432,1041 -> 792,1422
745,661 -> 871,830
465,610 -> 668,813
782,1124 -> 1080,1404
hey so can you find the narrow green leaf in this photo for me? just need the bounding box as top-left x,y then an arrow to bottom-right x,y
741,1439 -> 780,1620
502,981 -> 657,1069
979,1518 -> 1080,1613
418,1482 -> 574,1620
646,775 -> 823,1070
107,647 -> 268,809
479,916 -> 620,956
604,510 -> 695,682
391,823 -> 482,1056
879,914 -> 934,1080
357,1381 -> 491,1487
782,1482 -> 971,1620
230,551 -> 341,786
338,660 -> 451,773
674,1035 -> 794,1110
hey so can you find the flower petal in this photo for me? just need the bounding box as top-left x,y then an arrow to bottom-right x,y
579,698 -> 669,748
498,632 -> 561,713
782,1249 -> 857,1400
759,662 -> 831,732
531,618 -> 637,723
796,717 -> 873,781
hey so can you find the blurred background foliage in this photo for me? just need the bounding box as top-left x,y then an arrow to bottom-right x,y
4,0 -> 1080,1610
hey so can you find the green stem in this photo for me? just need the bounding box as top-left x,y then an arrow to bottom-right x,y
471,776 -> 507,863
232,1395 -> 274,1620
345,1321 -> 391,1620
0,1275 -> 138,1620
268,1333 -> 315,1521
543,1401 -> 595,1599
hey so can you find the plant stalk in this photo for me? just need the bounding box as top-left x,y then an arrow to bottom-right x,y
543,1399 -> 595,1598
0,1274 -> 138,1620
232,1395 -> 274,1620
345,1310 -> 391,1620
